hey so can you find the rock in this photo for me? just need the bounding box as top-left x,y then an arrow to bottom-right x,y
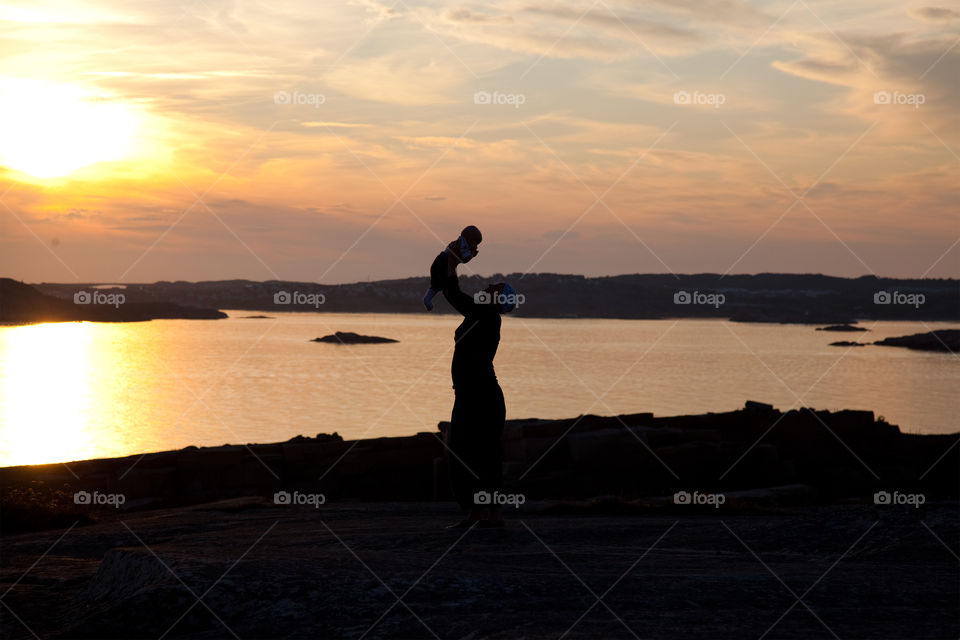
817,324 -> 869,332
874,329 -> 960,352
744,400 -> 775,412
566,427 -> 649,464
82,547 -> 175,602
311,331 -> 398,344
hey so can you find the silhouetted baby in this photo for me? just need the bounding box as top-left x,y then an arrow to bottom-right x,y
423,225 -> 482,310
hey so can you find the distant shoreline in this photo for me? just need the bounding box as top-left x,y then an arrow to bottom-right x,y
22,273 -> 960,323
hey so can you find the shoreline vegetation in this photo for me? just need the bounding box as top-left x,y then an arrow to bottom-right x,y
5,273 -> 957,323
2,402 -> 956,535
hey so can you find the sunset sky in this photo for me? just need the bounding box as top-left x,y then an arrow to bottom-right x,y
0,0 -> 957,283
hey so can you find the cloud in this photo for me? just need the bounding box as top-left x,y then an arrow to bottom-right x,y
446,8 -> 514,24
300,121 -> 372,128
522,4 -> 701,44
640,0 -> 775,29
420,0 -> 785,63
323,55 -> 467,106
394,135 -> 481,149
772,29 -> 960,131
909,6 -> 960,22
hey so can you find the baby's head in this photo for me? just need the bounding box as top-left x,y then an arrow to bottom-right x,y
457,225 -> 482,262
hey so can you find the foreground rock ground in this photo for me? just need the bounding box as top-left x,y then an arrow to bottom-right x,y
2,404 -> 957,638
1,498 -> 957,639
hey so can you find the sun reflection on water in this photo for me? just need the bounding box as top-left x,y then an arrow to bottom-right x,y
0,322 -> 96,465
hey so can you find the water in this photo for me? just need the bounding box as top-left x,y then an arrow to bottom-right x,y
0,313 -> 956,467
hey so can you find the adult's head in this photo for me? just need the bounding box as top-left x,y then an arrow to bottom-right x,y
483,282 -> 519,314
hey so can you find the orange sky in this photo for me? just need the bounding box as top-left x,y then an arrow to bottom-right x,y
0,0 -> 957,283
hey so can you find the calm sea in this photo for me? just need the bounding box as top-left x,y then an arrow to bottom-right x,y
0,313 -> 956,466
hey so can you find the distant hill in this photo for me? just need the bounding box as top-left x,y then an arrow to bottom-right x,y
0,279 -> 227,324
30,274 -> 959,323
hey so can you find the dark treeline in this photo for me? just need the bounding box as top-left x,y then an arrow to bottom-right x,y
26,273 -> 960,323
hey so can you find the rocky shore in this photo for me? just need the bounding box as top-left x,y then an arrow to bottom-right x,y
2,403 -> 956,533
1,404 -> 957,638
873,329 -> 960,352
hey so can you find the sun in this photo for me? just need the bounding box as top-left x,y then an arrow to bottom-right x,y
0,78 -> 139,179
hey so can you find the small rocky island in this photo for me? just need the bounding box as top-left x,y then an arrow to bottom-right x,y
311,331 -> 398,344
874,329 -> 960,352
817,323 -> 869,332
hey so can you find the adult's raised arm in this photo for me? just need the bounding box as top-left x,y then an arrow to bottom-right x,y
442,270 -> 478,318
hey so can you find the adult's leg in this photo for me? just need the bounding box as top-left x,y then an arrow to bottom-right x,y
477,384 -> 506,496
448,392 -> 484,511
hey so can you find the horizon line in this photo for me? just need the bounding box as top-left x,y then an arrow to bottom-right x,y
14,271 -> 959,288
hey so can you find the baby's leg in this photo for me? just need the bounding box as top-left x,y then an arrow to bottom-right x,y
423,251 -> 448,310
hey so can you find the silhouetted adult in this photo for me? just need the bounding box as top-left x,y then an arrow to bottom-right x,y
442,263 -> 517,528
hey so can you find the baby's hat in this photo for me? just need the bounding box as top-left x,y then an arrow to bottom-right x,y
461,225 -> 482,245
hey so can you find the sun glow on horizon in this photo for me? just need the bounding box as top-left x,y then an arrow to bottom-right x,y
0,78 -> 140,179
